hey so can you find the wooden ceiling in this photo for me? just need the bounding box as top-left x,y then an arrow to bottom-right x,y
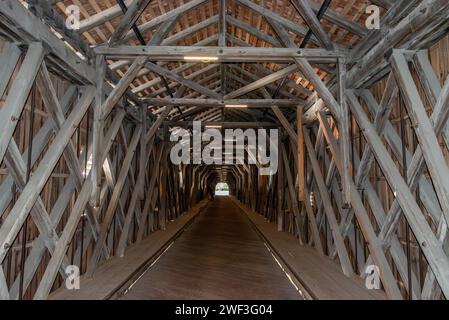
48,0 -> 395,121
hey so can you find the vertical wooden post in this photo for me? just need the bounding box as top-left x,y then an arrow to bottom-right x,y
338,57 -> 351,207
297,106 -> 305,202
91,54 -> 106,207
159,124 -> 168,230
277,133 -> 284,231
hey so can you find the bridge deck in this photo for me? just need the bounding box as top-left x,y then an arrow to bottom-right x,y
51,197 -> 385,300
120,197 -> 301,299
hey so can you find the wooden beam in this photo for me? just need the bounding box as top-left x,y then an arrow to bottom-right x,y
316,112 -> 404,299
0,1 -> 95,84
162,15 -> 219,45
0,42 -> 44,167
359,90 -> 442,226
347,90 -> 449,298
303,129 -> 354,277
33,178 -> 92,300
166,121 -> 278,128
4,87 -> 78,299
228,64 -> 309,98
95,46 -> 345,62
294,57 -> 340,118
143,62 -> 222,99
289,0 -> 334,50
109,0 -> 153,45
77,0 -> 133,32
0,42 -> 21,97
92,55 -> 106,207
280,144 -> 304,244
121,0 -> 208,43
0,87 -> 95,264
235,0 -> 316,45
347,0 -> 449,88
145,87 -> 188,141
224,65 -> 298,100
136,63 -> 218,96
86,125 -> 142,274
390,51 -> 449,230
369,0 -> 394,9
143,98 -> 305,107
226,15 -> 281,47
103,57 -> 148,118
297,106 -> 305,202
338,57 -> 350,206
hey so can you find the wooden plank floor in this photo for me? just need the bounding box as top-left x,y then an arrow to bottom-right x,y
120,197 -> 302,300
232,198 -> 386,300
49,200 -> 208,300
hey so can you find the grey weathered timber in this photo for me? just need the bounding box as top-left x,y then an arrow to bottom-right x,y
241,0 -> 364,39
104,15 -> 180,117
219,0 -> 226,101
36,62 -> 107,256
4,139 -> 71,283
360,90 -> 442,227
0,42 -> 21,98
143,62 -> 221,99
390,51 -> 449,228
162,15 -> 219,46
228,64 -> 309,98
224,65 -> 299,100
144,98 -> 305,107
121,0 -> 208,42
297,107 -> 305,202
102,57 -> 148,119
235,0 -> 317,45
355,74 -> 397,188
77,0 -> 133,32
95,45 -> 345,62
317,112 -> 420,299
92,55 -> 106,207
337,58 -> 350,206
34,178 -> 93,300
0,268 -> 8,299
303,129 -> 354,277
108,0 -> 153,45
369,0 -> 393,9
226,15 -> 281,47
347,0 -> 449,88
86,125 -> 142,275
137,64 -> 219,96
136,144 -> 165,240
289,0 -> 334,50
115,86 -> 187,255
294,57 -> 340,118
5,87 -> 78,299
0,53 -> 70,220
0,0 -> 96,84
413,50 -> 442,107
167,121 -> 278,129
347,90 -> 449,299
280,145 -> 303,244
0,86 -> 95,264
0,42 -> 44,167
302,0 -> 449,124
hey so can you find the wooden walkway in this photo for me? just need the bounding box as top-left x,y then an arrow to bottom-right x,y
120,197 -> 301,299
232,198 -> 386,300
51,197 -> 385,300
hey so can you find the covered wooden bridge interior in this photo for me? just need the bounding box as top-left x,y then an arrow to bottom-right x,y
0,0 -> 449,300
